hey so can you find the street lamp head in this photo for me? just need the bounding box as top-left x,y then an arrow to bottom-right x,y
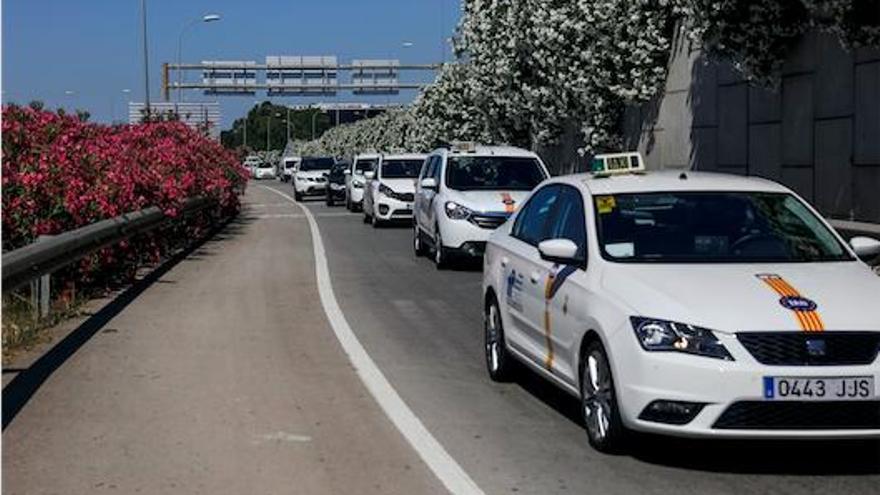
202,14 -> 221,22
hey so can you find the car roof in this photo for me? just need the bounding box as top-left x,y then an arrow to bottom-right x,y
435,145 -> 539,159
381,153 -> 427,160
551,170 -> 791,195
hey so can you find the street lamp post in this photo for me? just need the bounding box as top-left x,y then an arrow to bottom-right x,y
311,110 -> 324,140
140,0 -> 150,116
177,13 -> 221,103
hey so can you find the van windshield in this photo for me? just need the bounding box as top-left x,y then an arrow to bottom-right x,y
299,157 -> 334,171
445,156 -> 545,191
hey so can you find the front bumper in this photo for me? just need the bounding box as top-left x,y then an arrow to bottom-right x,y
295,180 -> 326,195
440,217 -> 497,252
608,329 -> 880,438
328,184 -> 346,199
374,195 -> 413,221
348,186 -> 365,204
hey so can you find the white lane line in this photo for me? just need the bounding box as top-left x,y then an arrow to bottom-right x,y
260,186 -> 484,495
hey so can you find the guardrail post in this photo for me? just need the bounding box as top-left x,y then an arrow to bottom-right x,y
30,235 -> 53,319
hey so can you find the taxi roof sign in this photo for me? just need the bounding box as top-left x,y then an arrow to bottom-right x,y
451,141 -> 477,153
590,152 -> 645,176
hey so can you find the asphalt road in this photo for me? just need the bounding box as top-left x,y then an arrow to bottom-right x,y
4,181 -> 879,494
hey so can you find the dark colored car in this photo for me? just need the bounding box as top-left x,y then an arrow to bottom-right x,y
325,161 -> 350,206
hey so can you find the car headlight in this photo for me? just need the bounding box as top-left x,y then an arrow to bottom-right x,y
352,180 -> 364,188
445,201 -> 473,220
379,183 -> 394,196
630,317 -> 733,361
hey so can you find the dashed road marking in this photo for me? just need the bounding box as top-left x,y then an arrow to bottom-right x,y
261,185 -> 484,495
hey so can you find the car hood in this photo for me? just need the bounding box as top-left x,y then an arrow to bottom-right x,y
445,189 -> 531,214
381,178 -> 417,193
601,262 -> 880,333
296,171 -> 328,179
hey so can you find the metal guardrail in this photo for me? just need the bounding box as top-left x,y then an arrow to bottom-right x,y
2,197 -> 213,293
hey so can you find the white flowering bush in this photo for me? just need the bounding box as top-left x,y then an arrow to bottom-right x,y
302,0 -> 879,159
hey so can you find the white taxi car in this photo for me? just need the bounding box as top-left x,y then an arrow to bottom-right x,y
482,153 -> 880,452
363,153 -> 426,227
345,153 -> 379,211
413,144 -> 549,268
293,156 -> 334,201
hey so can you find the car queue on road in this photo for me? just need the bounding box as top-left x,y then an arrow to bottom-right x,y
248,144 -> 880,453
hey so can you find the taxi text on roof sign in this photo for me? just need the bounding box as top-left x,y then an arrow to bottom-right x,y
590,152 -> 645,176
451,141 -> 477,153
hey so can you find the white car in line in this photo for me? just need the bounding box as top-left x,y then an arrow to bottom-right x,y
482,154 -> 880,452
362,153 -> 427,227
413,144 -> 550,268
253,161 -> 277,180
345,153 -> 379,211
293,156 -> 334,201
280,156 -> 301,183
243,155 -> 263,177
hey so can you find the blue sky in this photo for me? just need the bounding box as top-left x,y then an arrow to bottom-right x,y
2,0 -> 461,127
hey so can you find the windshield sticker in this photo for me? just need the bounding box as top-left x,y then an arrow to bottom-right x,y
595,195 -> 616,214
500,192 -> 516,213
605,242 -> 635,258
756,274 -> 824,332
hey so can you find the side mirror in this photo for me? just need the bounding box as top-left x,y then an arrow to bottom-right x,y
420,177 -> 438,190
364,171 -> 375,180
850,236 -> 880,260
538,238 -> 582,266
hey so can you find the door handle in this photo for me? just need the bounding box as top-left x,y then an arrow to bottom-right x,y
500,256 -> 509,268
530,271 -> 541,284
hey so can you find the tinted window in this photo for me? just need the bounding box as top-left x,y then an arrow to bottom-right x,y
421,156 -> 437,180
354,158 -> 376,174
549,186 -> 587,260
512,185 -> 560,246
595,192 -> 852,263
381,159 -> 423,179
300,157 -> 334,171
446,156 -> 546,191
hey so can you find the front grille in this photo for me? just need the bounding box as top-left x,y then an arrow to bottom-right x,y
469,212 -> 510,230
737,332 -> 880,366
713,401 -> 880,430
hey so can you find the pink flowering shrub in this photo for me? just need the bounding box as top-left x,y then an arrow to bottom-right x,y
2,105 -> 247,285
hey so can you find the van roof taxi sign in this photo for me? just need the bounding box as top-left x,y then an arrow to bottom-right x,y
590,152 -> 645,176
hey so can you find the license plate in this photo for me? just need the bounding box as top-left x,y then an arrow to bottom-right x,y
763,376 -> 875,401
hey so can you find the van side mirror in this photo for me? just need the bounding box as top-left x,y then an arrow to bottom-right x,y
420,177 -> 438,190
538,238 -> 583,266
850,236 -> 880,260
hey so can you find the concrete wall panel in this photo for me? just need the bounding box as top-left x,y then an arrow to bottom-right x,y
814,119 -> 853,217
782,75 -> 814,166
748,124 -> 782,181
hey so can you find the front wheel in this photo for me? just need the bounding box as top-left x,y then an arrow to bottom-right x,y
294,190 -> 303,202
485,297 -> 514,381
581,341 -> 628,453
413,223 -> 427,257
433,225 -> 449,270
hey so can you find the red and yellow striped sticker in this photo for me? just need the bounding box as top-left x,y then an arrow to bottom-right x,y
756,274 -> 825,332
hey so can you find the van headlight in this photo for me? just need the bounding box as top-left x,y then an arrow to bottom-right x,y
445,201 -> 473,220
630,317 -> 733,361
379,183 -> 394,196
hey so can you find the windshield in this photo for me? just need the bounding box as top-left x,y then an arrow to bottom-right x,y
596,192 -> 852,263
299,157 -> 334,172
257,163 -> 273,169
354,158 -> 377,174
381,159 -> 422,179
283,159 -> 299,169
446,156 -> 546,191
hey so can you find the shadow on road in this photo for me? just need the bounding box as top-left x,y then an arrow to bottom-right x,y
2,214 -> 252,430
512,364 -> 880,475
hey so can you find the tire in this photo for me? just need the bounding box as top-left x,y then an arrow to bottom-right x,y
484,295 -> 514,381
581,340 -> 628,453
371,212 -> 382,228
433,224 -> 449,270
294,190 -> 302,202
363,210 -> 371,224
345,194 -> 352,211
413,223 -> 427,257
326,191 -> 334,207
